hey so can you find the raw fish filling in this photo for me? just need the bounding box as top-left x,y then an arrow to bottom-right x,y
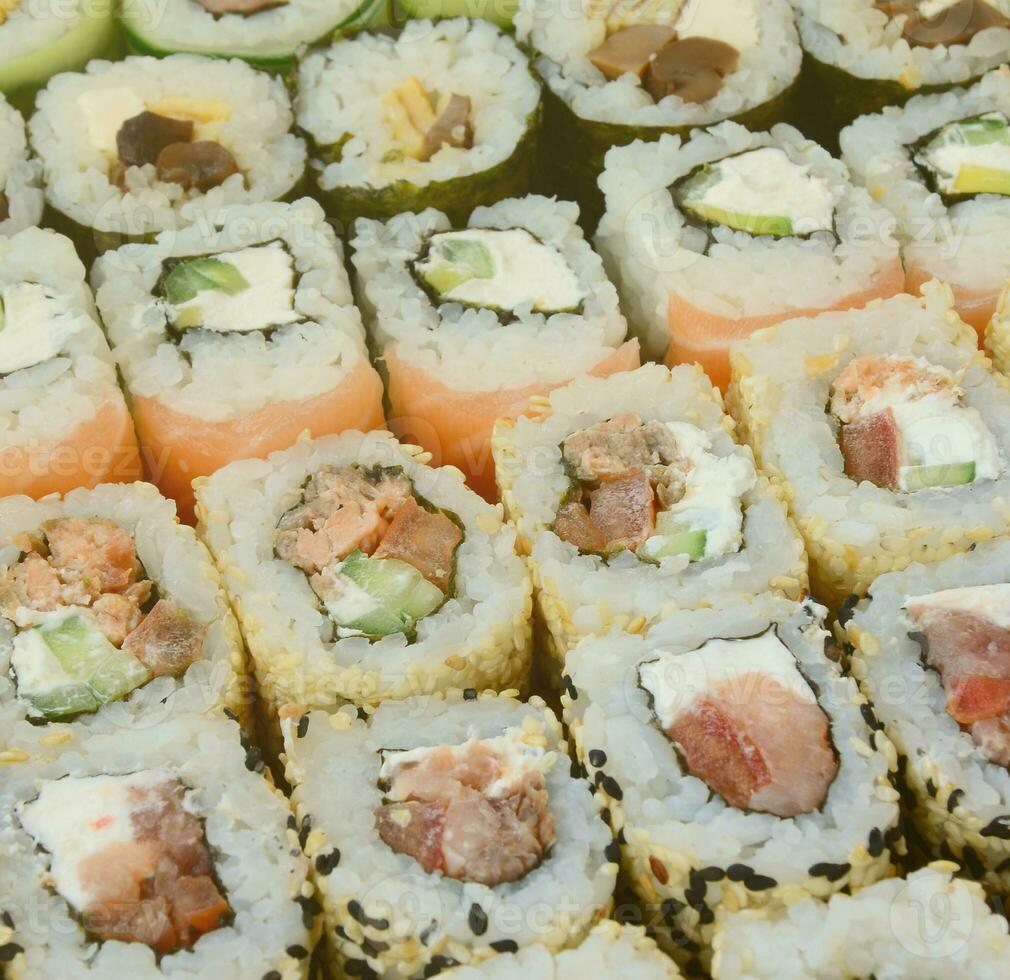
639,632 -> 839,817
585,0 -> 758,104
906,584 -> 1010,765
913,112 -> 1010,199
552,412 -> 755,563
831,355 -> 1003,492
374,726 -> 556,886
17,772 -> 231,954
275,464 -> 462,640
873,0 -> 1010,48
2,518 -> 206,720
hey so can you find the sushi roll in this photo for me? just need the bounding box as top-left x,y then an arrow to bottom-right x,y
492,363 -> 807,669
0,227 -> 141,501
0,0 -> 118,114
91,198 -> 385,523
280,692 -> 616,979
793,0 -> 1010,151
563,595 -> 901,969
727,284 -> 1010,609
195,430 -> 532,754
515,0 -> 802,229
0,709 -> 317,978
843,67 -> 1010,339
0,482 -> 248,729
843,538 -> 1010,889
594,120 -> 904,387
351,194 -> 638,499
295,18 -> 541,228
29,55 -> 306,259
120,0 -> 385,71
0,92 -> 41,235
712,864 -> 1010,979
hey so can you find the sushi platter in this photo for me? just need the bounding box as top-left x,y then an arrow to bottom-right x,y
2,0 -> 1010,978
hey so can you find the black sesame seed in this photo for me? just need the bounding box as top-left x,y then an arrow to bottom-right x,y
809,862 -> 850,882
925,778 -> 937,798
419,922 -> 437,946
357,707 -> 369,720
263,972 -> 281,980
684,887 -> 703,907
569,758 -> 583,779
600,807 -> 611,826
295,894 -> 322,929
562,675 -> 578,700
286,944 -> 309,959
746,874 -> 777,891
867,828 -> 884,858
361,937 -> 390,956
334,925 -> 350,942
287,814 -> 297,831
490,939 -> 519,953
296,715 -> 309,738
468,903 -> 488,936
316,848 -> 341,875
837,595 -> 859,626
463,688 -> 477,700
244,744 -> 265,773
299,816 -> 312,849
688,870 -> 707,896
884,826 -> 902,845
0,912 -> 12,929
947,789 -> 965,814
982,816 -> 1010,840
344,960 -> 370,977
424,955 -> 458,976
600,775 -> 623,800
616,827 -> 627,844
699,866 -> 725,882
859,703 -> 882,732
588,749 -> 607,768
726,863 -> 751,882
963,845 -> 984,878
348,900 -> 366,924
605,840 -> 621,863
698,905 -> 715,926
0,945 -> 23,963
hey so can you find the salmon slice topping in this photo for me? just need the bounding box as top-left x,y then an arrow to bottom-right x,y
372,497 -> 463,591
374,729 -> 556,886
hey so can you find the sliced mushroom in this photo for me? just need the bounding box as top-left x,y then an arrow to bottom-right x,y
645,36 -> 740,104
0,192 -> 8,223
384,77 -> 473,162
588,24 -> 678,80
424,94 -> 473,160
196,0 -> 287,13
117,111 -> 195,169
877,0 -> 1010,47
155,141 -> 239,191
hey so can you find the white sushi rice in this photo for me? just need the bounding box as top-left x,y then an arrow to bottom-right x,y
296,18 -> 540,194
515,0 -> 800,128
595,121 -> 900,361
841,66 -> 1010,296
195,431 -> 532,722
281,694 -> 616,979
29,55 -> 306,237
727,283 -> 1010,605
492,364 -> 807,665
712,864 -> 1010,979
442,921 -> 681,978
845,538 -> 1010,885
564,595 -> 900,957
0,0 -> 97,63
0,481 -> 249,729
0,93 -> 41,236
0,228 -> 123,452
0,709 -> 314,979
92,198 -> 371,422
795,0 -> 1010,87
351,195 -> 629,390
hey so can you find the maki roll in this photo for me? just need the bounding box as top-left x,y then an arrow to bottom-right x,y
516,0 -> 802,229
196,431 -> 532,752
0,227 -> 140,501
0,92 -> 41,235
594,121 -> 903,387
92,198 -> 385,523
712,864 -> 1010,979
844,538 -> 1010,889
793,0 -> 1010,150
0,0 -> 118,114
727,284 -> 1010,608
351,194 -> 638,499
441,922 -> 681,978
0,709 -> 317,977
563,595 -> 901,968
0,482 -> 248,728
29,55 -> 306,258
121,0 -> 385,71
843,66 -> 1010,338
492,364 -> 806,669
295,18 -> 541,228
281,693 -> 615,979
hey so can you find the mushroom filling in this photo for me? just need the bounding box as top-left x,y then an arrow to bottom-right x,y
383,76 -> 474,163
374,725 -> 556,886
673,147 -> 836,240
2,519 -> 206,721
830,355 -> 1003,492
78,90 -> 241,192
411,228 -> 585,317
17,772 -> 231,954
586,0 -> 758,105
274,465 -> 463,641
156,240 -> 305,338
874,0 -> 1010,48
195,0 -> 289,16
906,584 -> 1010,765
639,632 -> 839,818
912,112 -> 1010,200
552,412 -> 756,563
0,282 -> 92,376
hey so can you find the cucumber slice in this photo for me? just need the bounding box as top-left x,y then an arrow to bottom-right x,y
640,527 -> 707,562
901,460 -> 976,492
396,0 -> 520,29
421,238 -> 495,296
163,257 -> 250,306
336,551 -> 445,637
21,684 -> 101,719
686,204 -> 793,237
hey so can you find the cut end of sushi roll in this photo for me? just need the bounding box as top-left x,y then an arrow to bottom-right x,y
913,110 -> 1010,198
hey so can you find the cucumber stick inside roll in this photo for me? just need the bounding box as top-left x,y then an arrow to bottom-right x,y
914,111 -> 1010,197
